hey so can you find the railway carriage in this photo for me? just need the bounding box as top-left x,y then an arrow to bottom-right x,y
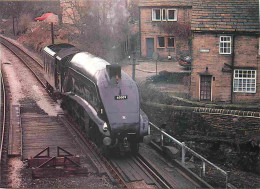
42,43 -> 149,154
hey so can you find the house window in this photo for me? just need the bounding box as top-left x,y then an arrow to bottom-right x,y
152,9 -> 161,21
233,69 -> 256,93
158,37 -> 165,48
152,8 -> 178,21
219,36 -> 231,54
167,9 -> 177,21
167,37 -> 175,48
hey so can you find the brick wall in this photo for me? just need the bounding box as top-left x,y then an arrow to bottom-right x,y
140,7 -> 191,59
232,35 -> 260,102
190,33 -> 260,103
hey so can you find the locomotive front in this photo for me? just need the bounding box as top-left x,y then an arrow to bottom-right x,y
97,65 -> 149,153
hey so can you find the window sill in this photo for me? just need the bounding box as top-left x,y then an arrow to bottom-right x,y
219,53 -> 232,55
152,20 -> 178,22
233,91 -> 256,94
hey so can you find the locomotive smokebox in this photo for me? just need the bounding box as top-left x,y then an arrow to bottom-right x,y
106,64 -> 121,79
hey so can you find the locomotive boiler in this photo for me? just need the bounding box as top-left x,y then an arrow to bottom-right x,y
42,43 -> 149,154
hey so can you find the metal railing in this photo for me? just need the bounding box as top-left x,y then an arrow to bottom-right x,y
149,122 -> 235,189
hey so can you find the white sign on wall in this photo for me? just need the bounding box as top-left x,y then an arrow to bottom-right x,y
200,49 -> 210,53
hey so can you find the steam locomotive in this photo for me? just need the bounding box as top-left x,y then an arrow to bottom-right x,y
42,43 -> 149,154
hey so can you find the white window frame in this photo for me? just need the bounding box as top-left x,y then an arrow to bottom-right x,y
167,9 -> 178,21
152,8 -> 161,21
219,36 -> 232,54
258,37 -> 260,56
162,8 -> 167,21
233,69 -> 257,93
152,8 -> 178,21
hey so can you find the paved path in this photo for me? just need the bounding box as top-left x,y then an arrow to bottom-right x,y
122,61 -> 190,95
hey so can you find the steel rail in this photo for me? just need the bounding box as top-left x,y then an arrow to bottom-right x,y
134,154 -> 172,188
0,70 -> 6,182
100,155 -> 128,188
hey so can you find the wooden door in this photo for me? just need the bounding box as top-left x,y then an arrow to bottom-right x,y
146,38 -> 154,57
200,75 -> 212,101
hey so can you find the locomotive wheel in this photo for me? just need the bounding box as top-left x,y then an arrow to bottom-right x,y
100,145 -> 110,157
46,82 -> 49,90
61,97 -> 71,112
88,120 -> 100,145
88,120 -> 94,140
130,142 -> 139,154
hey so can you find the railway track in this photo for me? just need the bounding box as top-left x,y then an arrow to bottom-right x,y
0,36 -> 206,188
0,69 -> 11,186
0,36 -> 45,87
60,114 -> 176,188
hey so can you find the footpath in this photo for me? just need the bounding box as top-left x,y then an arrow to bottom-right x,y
122,60 -> 191,95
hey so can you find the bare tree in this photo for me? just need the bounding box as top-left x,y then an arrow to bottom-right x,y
61,0 -> 133,61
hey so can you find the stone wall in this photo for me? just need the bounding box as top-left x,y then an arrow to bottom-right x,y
141,102 -> 260,141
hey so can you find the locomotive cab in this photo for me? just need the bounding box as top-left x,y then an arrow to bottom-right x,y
42,44 -> 79,95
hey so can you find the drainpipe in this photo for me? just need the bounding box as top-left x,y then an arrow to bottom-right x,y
139,6 -> 141,56
230,34 -> 236,103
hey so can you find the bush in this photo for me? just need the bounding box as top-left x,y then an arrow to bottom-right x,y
150,71 -> 190,85
18,14 -> 32,34
17,22 -> 51,51
139,82 -> 173,105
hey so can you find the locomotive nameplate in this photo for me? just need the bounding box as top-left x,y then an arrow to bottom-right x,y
115,95 -> 128,100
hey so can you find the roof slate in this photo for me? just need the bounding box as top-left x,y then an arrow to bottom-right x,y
139,0 -> 192,7
191,0 -> 259,33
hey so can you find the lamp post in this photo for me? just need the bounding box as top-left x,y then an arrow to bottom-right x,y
51,23 -> 54,45
132,51 -> 136,81
152,52 -> 159,76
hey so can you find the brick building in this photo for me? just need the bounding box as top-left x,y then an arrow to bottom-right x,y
190,0 -> 259,103
139,0 -> 192,59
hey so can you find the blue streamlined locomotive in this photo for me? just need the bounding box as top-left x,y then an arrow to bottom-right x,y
42,43 -> 149,154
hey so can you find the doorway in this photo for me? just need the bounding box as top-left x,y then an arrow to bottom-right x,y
200,75 -> 212,101
146,38 -> 154,57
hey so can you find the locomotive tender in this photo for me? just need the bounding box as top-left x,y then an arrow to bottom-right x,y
42,43 -> 149,153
